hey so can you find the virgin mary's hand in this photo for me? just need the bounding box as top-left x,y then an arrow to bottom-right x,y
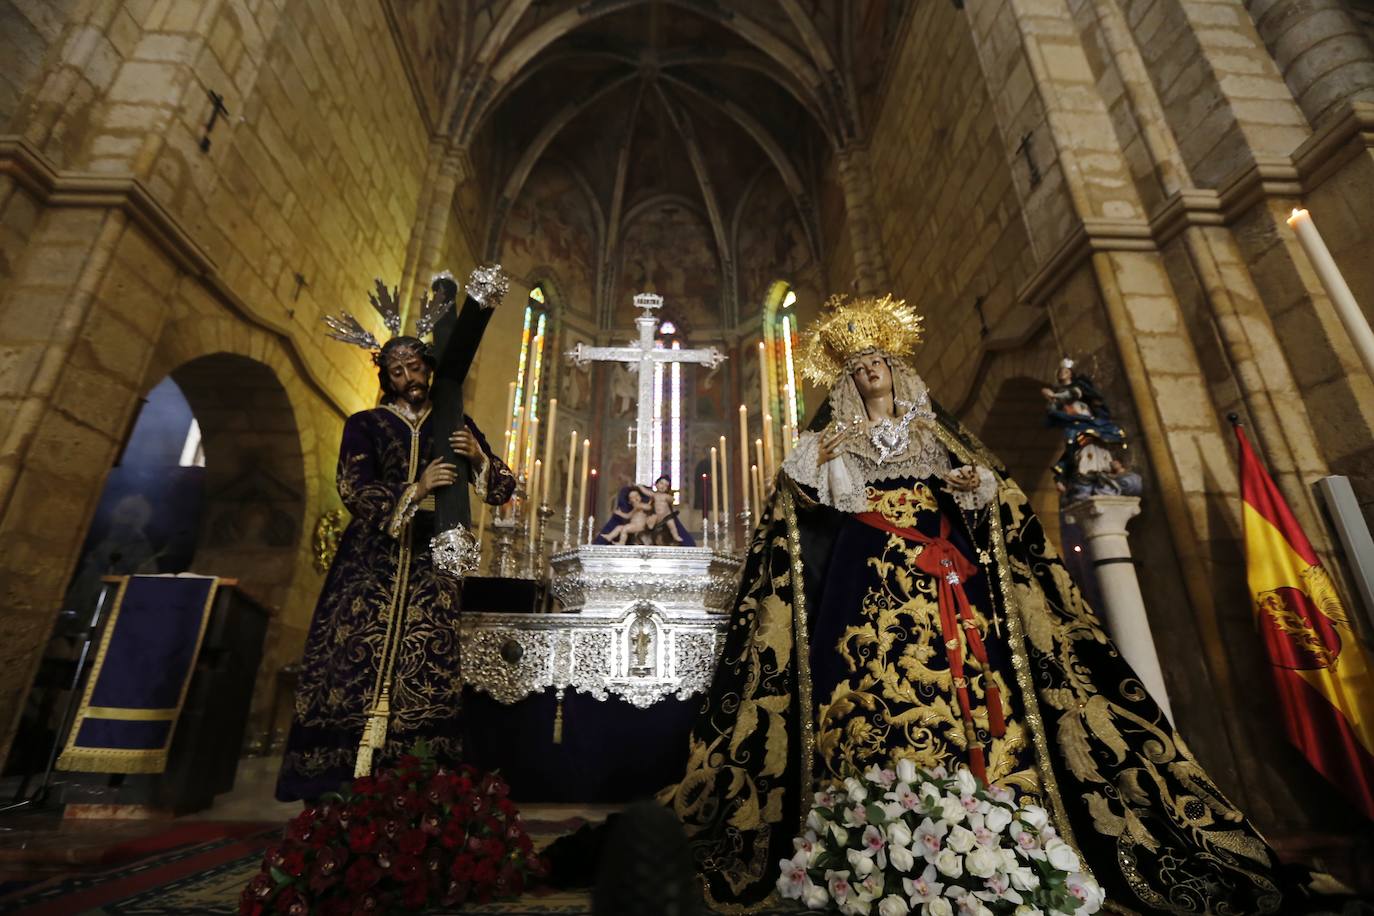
817,424 -> 850,466
942,465 -> 982,492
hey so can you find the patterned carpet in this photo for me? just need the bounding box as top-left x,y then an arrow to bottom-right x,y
0,818 -> 800,915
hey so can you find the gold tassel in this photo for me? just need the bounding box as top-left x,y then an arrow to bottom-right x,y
370,691 -> 391,751
353,691 -> 391,778
552,692 -> 564,744
354,716 -> 375,777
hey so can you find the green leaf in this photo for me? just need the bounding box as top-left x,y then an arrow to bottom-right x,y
269,867 -> 293,886
865,802 -> 887,825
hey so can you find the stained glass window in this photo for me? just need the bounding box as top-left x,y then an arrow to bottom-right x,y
505,286 -> 549,470
763,283 -> 804,449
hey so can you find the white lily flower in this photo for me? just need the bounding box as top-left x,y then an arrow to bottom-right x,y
954,767 -> 979,796
802,883 -> 831,909
808,809 -> 828,833
845,803 -> 869,827
845,777 -> 868,803
826,869 -> 853,904
974,872 -> 1023,905
988,784 -> 1014,804
775,857 -> 811,899
861,824 -> 888,867
896,758 -> 919,785
918,781 -> 943,807
1013,907 -> 1046,916
887,782 -> 921,812
903,864 -> 945,904
866,764 -> 898,789
1066,872 -> 1106,914
914,817 -> 948,862
830,823 -> 850,846
859,872 -> 884,899
925,898 -> 954,916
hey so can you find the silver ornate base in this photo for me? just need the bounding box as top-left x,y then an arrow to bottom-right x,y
460,603 -> 724,709
460,545 -> 742,709
431,523 -> 481,576
548,544 -> 741,614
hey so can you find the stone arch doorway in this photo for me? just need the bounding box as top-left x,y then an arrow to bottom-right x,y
972,375 -> 1064,548
168,353 -> 306,610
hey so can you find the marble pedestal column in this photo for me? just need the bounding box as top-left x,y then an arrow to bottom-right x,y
1063,495 -> 1173,721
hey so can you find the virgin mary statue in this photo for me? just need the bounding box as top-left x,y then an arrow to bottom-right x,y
663,294 -> 1326,913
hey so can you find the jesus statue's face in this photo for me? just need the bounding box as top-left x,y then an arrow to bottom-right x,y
386,351 -> 433,409
850,352 -> 893,404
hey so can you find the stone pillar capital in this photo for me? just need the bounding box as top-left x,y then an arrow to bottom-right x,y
1063,495 -> 1141,537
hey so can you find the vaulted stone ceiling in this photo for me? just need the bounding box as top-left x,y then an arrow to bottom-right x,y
410,0 -> 910,327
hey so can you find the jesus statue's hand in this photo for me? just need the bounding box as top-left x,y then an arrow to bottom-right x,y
417,458 -> 458,497
449,429 -> 482,460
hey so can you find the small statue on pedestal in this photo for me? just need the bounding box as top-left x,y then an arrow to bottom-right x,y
1043,357 -> 1139,502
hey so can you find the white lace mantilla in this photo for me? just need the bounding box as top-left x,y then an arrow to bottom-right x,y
782,372 -> 998,513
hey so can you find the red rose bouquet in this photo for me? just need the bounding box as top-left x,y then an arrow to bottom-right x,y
241,744 -> 545,914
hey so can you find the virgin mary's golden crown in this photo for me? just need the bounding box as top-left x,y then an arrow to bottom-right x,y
798,293 -> 924,386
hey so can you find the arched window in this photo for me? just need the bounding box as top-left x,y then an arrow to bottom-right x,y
505,285 -> 550,473
762,282 -> 804,447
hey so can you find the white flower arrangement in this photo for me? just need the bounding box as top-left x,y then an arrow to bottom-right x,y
777,762 -> 1105,916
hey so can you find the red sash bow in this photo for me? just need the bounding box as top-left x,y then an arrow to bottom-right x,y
854,511 -> 1006,784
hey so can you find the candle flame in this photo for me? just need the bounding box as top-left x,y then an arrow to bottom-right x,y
1287,208 -> 1309,228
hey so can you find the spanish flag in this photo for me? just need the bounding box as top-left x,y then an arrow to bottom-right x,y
1235,420 -> 1374,820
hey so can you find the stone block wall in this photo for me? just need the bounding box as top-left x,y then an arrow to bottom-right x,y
0,0 -> 439,761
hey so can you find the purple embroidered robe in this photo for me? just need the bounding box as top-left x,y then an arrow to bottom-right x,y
276,404 -> 514,801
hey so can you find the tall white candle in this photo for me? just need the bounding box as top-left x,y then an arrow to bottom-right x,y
540,398 -> 557,505
501,381 -> 517,464
527,459 -> 542,552
754,437 -> 765,498
1287,208 -> 1374,380
709,446 -> 720,529
576,438 -> 590,530
738,405 -> 750,513
762,412 -> 775,481
719,434 -> 731,523
563,429 -> 578,519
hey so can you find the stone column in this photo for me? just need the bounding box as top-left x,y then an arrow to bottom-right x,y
1246,0 -> 1374,128
1063,495 -> 1173,721
834,144 -> 891,296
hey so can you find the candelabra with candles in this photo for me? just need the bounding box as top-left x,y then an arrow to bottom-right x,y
488,514 -> 521,578
531,503 -> 554,578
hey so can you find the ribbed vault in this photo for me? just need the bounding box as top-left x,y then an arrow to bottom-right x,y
427,0 -> 908,327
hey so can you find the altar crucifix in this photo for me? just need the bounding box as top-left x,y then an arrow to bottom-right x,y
567,293 -> 726,488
